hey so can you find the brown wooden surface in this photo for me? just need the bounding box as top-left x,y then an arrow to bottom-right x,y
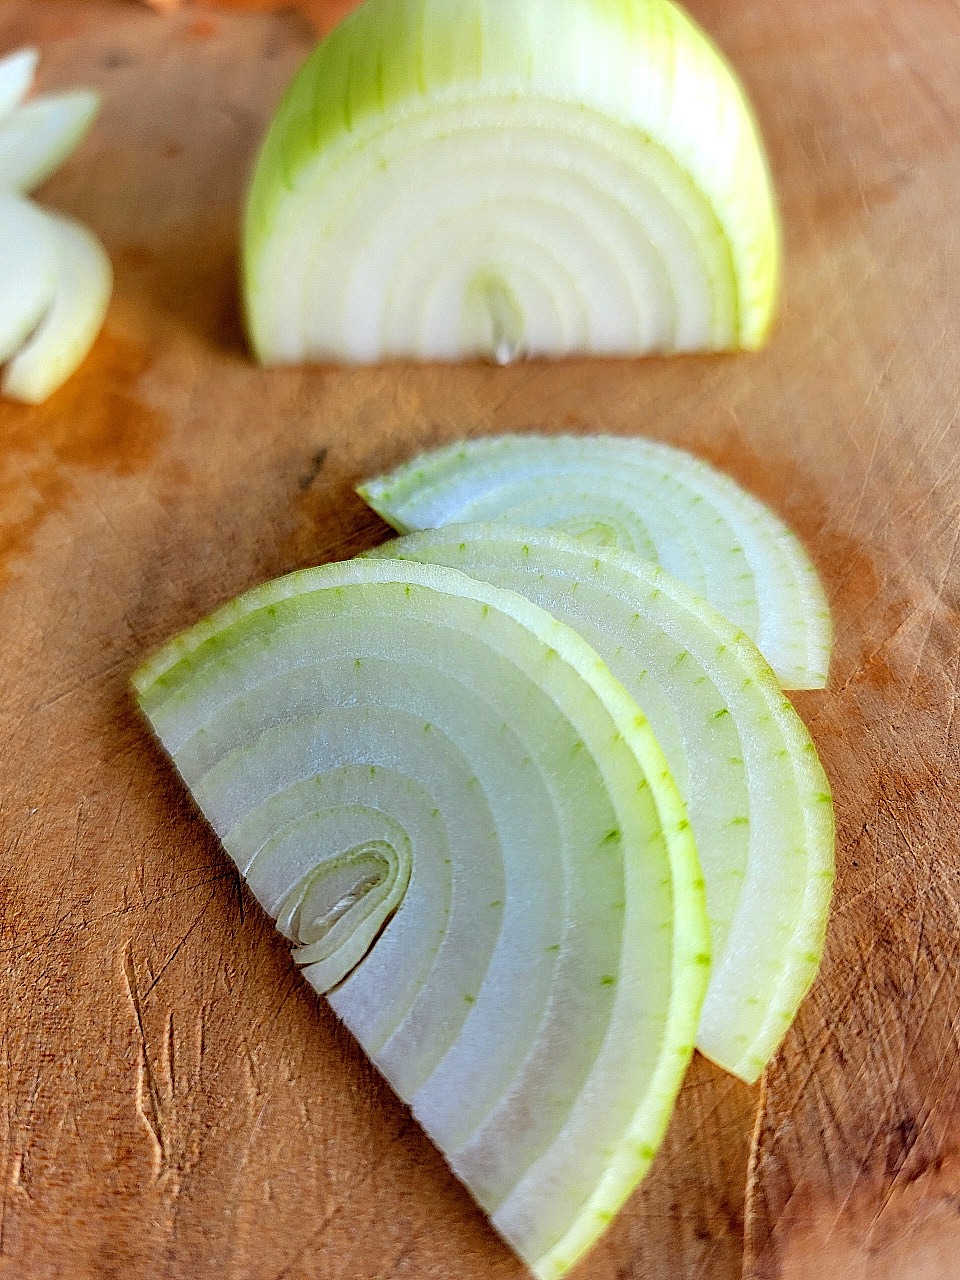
1,1 -> 958,1277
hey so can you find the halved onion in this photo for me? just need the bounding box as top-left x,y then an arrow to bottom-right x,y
133,557 -> 709,1279
2,208 -> 112,404
369,524 -> 835,1082
0,48 -> 37,122
0,90 -> 100,192
359,434 -> 832,689
243,0 -> 779,365
0,190 -> 58,364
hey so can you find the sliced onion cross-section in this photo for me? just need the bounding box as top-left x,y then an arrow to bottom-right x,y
134,556 -> 709,1279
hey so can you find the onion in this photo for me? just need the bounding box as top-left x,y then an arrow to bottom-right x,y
0,50 -> 110,403
243,0 -> 779,365
359,434 -> 832,689
368,524 -> 835,1082
1,208 -> 112,404
0,90 -> 100,193
0,190 -> 58,365
0,48 -> 37,122
134,557 -> 709,1279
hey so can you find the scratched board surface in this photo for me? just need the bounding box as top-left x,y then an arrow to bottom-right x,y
1,2 -> 959,1278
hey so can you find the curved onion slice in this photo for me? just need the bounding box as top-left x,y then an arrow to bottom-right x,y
0,48 -> 37,122
0,90 -> 100,192
0,190 -> 58,364
243,0 -> 779,365
369,524 -> 835,1081
2,208 -> 111,404
133,557 -> 709,1279
359,434 -> 832,689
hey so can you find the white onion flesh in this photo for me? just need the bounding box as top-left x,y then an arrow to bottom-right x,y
0,48 -> 37,122
244,0 -> 779,365
134,558 -> 709,1279
359,434 -> 832,689
0,190 -> 58,364
0,90 -> 100,192
2,208 -> 112,404
370,524 -> 835,1082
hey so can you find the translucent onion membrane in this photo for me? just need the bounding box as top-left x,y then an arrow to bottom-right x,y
133,558 -> 710,1279
243,0 -> 780,365
0,196 -> 112,404
359,434 -> 832,690
369,525 -> 835,1082
0,90 -> 100,192
0,48 -> 37,121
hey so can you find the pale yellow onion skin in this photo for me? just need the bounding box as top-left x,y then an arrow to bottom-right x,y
244,0 -> 780,365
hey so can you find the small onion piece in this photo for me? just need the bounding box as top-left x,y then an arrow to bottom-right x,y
0,48 -> 37,122
359,434 -> 832,690
368,524 -> 835,1082
0,90 -> 100,192
2,208 -> 112,404
243,0 -> 780,365
0,190 -> 58,364
133,557 -> 709,1279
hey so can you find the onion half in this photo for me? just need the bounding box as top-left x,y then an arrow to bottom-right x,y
243,0 -> 779,365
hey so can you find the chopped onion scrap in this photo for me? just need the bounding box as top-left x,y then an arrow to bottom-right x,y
0,90 -> 100,193
134,557 -> 710,1279
367,524 -> 835,1082
0,190 -> 58,364
0,47 -> 38,121
243,0 -> 780,365
359,434 -> 832,689
2,208 -> 112,404
0,49 -> 110,403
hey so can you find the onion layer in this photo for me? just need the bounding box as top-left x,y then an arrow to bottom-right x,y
134,557 -> 709,1279
359,433 -> 832,689
370,524 -> 835,1082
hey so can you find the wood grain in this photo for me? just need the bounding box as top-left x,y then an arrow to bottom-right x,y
0,2 -> 958,1278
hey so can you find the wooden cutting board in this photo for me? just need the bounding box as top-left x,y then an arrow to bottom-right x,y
2,2 -> 959,1277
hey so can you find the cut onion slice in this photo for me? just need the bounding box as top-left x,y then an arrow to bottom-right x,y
369,524 -> 835,1082
0,190 -> 58,364
133,557 -> 709,1279
359,434 -> 832,689
2,208 -> 112,404
0,90 -> 100,192
0,48 -> 37,122
243,0 -> 779,365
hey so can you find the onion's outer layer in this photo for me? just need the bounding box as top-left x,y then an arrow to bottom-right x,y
133,557 -> 709,1279
243,0 -> 779,365
0,90 -> 100,192
359,434 -> 832,690
0,48 -> 37,122
1,208 -> 112,404
0,190 -> 58,364
369,524 -> 835,1082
